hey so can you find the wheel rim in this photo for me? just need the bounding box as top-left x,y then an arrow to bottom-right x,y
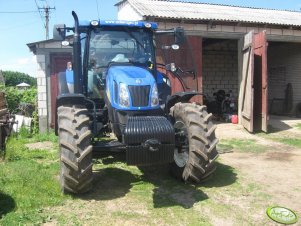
174,120 -> 189,168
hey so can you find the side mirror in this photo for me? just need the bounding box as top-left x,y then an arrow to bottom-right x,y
166,63 -> 177,72
174,27 -> 185,44
53,24 -> 66,41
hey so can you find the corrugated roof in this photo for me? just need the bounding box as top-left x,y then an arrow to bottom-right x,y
117,0 -> 301,27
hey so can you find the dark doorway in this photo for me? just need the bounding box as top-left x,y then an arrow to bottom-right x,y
50,54 -> 72,128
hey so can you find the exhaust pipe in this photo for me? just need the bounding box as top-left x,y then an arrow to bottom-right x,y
72,11 -> 83,94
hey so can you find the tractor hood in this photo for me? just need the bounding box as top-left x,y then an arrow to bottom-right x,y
107,65 -> 155,86
106,65 -> 159,111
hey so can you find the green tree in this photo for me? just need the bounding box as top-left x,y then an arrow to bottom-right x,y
2,71 -> 37,87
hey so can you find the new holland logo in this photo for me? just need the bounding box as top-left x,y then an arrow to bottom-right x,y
135,79 -> 142,84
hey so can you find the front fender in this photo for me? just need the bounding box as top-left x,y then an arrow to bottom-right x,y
165,92 -> 202,114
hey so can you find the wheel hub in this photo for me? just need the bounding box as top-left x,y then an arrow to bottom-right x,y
174,120 -> 189,168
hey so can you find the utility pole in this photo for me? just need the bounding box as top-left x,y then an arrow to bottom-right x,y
38,5 -> 55,40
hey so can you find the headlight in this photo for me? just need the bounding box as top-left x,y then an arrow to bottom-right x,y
151,84 -> 159,107
119,83 -> 130,108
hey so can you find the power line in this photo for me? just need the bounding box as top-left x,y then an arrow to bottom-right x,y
34,0 -> 46,28
34,0 -> 55,40
0,11 -> 39,14
1,20 -> 41,32
40,5 -> 55,40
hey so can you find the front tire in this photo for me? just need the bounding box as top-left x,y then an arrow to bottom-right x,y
170,103 -> 219,182
58,105 -> 93,194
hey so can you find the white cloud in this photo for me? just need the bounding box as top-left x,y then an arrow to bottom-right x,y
0,55 -> 37,77
17,58 -> 30,65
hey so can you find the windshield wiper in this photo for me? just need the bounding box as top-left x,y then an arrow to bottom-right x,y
124,28 -> 145,50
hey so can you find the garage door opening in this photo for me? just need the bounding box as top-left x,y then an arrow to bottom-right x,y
268,42 -> 301,117
202,31 -> 268,133
202,38 -> 239,121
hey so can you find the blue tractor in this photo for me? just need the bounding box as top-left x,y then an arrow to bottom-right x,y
53,12 -> 218,193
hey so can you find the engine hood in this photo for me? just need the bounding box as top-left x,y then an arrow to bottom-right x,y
107,65 -> 155,85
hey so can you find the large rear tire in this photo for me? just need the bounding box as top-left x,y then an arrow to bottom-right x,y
58,105 -> 93,194
170,102 -> 219,182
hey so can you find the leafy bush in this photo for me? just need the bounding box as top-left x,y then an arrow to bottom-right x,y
1,84 -> 39,134
0,85 -> 37,114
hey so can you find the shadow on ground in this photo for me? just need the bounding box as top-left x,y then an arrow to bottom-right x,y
79,167 -> 140,201
266,124 -> 291,133
200,162 -> 237,188
79,156 -> 237,209
139,165 -> 208,209
0,192 -> 16,218
140,162 -> 237,208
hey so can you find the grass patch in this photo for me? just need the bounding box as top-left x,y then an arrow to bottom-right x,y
1,132 -> 274,225
5,136 -> 58,162
0,132 -> 69,225
296,123 -> 301,130
218,139 -> 267,153
277,138 -> 301,149
257,130 -> 301,149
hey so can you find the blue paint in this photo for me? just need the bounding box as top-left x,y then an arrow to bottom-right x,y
156,71 -> 164,84
106,66 -> 159,110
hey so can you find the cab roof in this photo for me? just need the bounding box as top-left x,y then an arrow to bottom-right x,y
78,20 -> 158,30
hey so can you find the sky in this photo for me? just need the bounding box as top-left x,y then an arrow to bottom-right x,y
0,0 -> 301,77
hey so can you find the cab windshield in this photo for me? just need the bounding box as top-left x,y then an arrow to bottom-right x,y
88,28 -> 154,69
86,28 -> 154,98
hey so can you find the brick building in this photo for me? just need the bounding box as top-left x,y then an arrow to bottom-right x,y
117,0 -> 301,132
27,39 -> 72,132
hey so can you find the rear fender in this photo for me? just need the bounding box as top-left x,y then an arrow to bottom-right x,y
165,92 -> 202,114
55,94 -> 86,135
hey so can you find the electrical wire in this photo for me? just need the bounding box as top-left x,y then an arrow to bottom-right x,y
52,0 -> 57,20
34,0 -> 46,28
1,20 -> 41,31
0,11 -> 39,14
95,0 -> 100,19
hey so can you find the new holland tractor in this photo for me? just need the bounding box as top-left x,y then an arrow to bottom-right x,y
53,11 -> 218,193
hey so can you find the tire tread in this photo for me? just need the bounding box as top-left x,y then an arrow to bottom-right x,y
170,102 -> 218,183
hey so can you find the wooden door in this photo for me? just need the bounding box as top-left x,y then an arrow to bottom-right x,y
239,31 -> 254,133
239,31 -> 268,133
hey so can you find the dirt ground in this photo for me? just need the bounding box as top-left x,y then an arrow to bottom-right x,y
216,115 -> 301,216
25,141 -> 54,151
41,115 -> 301,225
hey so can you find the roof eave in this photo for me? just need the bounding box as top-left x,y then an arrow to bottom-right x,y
115,0 -> 127,7
149,16 -> 301,29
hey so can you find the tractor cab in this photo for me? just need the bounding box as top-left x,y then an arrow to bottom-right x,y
83,21 -> 158,101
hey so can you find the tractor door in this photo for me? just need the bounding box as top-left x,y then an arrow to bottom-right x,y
239,31 -> 268,133
155,35 -> 203,103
